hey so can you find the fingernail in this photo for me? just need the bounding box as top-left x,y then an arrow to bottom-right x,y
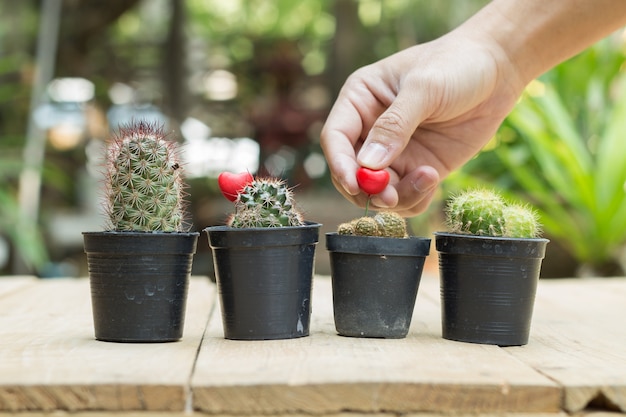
358,143 -> 388,166
342,182 -> 357,196
412,173 -> 434,193
370,197 -> 389,208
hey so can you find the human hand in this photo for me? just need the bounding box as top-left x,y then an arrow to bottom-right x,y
320,30 -> 526,216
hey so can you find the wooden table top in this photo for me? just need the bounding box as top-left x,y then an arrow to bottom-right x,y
0,274 -> 624,416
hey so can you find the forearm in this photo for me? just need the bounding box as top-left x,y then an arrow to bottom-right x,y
460,0 -> 626,85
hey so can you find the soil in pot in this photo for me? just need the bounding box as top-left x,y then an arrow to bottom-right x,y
326,233 -> 431,338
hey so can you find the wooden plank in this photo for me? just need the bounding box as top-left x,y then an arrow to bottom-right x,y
0,413 -> 206,417
0,411 -> 576,417
0,276 -> 215,412
0,413 -> 574,417
505,278 -> 626,413
0,276 -> 38,297
191,275 -> 559,415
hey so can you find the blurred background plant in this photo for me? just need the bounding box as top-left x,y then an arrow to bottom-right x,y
0,0 -> 489,277
0,50 -> 57,274
0,158 -> 49,273
2,0 -> 626,278
446,36 -> 626,277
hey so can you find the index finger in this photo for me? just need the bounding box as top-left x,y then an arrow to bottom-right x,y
320,68 -> 395,196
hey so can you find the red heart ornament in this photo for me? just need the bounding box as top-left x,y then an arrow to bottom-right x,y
218,171 -> 254,202
356,167 -> 389,195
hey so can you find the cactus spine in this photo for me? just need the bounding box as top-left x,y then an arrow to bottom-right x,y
374,211 -> 408,238
337,211 -> 408,238
352,217 -> 380,236
445,189 -> 505,236
105,121 -> 187,232
503,204 -> 541,238
445,189 -> 541,238
227,177 -> 304,228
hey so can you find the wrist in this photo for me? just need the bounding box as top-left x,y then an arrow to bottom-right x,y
461,0 -> 626,85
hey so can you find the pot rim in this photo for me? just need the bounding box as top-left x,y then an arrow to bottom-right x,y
83,230 -> 200,255
205,222 -> 321,249
325,232 -> 431,256
434,231 -> 549,243
434,232 -> 549,258
205,221 -> 321,233
83,231 -> 200,237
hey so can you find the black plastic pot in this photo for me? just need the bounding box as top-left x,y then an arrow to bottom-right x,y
205,222 -> 321,340
83,231 -> 199,343
326,233 -> 431,338
435,232 -> 549,346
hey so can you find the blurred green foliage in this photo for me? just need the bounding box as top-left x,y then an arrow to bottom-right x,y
0,159 -> 49,272
14,0 -> 626,277
0,0 -> 490,275
0,54 -> 49,272
183,0 -> 490,109
448,36 -> 626,275
185,0 -> 489,75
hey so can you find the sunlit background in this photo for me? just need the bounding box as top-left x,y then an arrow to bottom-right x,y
2,0 -> 626,279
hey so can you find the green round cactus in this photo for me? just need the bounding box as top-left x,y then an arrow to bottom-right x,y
445,189 -> 541,238
503,204 -> 541,238
337,211 -> 408,238
105,121 -> 187,232
227,177 -> 304,228
445,189 -> 506,236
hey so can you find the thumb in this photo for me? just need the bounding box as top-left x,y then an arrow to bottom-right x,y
357,88 -> 429,169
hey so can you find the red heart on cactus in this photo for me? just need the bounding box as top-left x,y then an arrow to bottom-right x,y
356,167 -> 390,195
218,171 -> 254,202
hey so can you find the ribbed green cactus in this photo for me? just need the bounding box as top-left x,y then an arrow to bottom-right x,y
445,189 -> 541,238
337,211 -> 408,238
445,189 -> 505,236
503,204 -> 541,238
105,121 -> 187,232
227,177 -> 304,228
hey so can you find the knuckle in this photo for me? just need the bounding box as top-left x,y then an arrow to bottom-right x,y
372,110 -> 408,141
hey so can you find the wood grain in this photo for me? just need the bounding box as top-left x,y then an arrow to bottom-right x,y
2,274 -> 625,415
0,412 -> 577,417
505,278 -> 626,413
0,277 -> 215,412
191,275 -> 560,415
0,276 -> 37,296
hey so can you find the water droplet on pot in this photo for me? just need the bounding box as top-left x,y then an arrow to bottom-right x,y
145,283 -> 156,296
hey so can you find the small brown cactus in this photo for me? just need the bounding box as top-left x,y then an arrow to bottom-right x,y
337,211 -> 408,238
